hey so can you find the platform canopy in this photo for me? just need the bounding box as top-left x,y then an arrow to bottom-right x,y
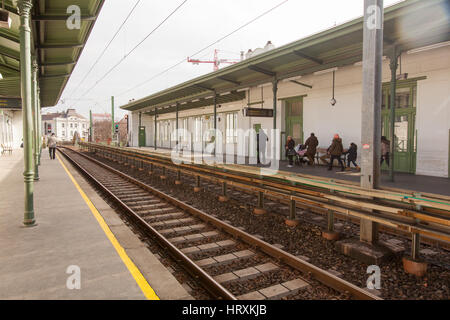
0,0 -> 104,107
121,0 -> 450,116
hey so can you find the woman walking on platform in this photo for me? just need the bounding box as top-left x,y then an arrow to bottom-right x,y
285,136 -> 296,168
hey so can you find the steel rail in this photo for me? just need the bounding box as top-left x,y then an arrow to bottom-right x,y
81,143 -> 450,243
58,147 -> 237,300
61,146 -> 380,300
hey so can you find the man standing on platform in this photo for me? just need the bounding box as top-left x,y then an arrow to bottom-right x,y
47,133 -> 57,160
304,133 -> 319,165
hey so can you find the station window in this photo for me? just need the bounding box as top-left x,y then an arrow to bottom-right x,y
75,123 -> 78,128
226,113 -> 238,144
62,131 -> 65,136
61,123 -> 64,128
70,123 -> 73,128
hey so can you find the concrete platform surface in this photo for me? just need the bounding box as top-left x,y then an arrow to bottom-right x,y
0,149 -> 191,300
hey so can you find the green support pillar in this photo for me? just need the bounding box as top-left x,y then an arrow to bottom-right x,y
272,78 -> 278,160
18,0 -> 36,227
37,86 -> 42,165
154,109 -> 157,150
389,47 -> 400,182
111,96 -> 115,145
213,92 -> 217,157
176,103 -> 179,150
32,58 -> 39,181
89,110 -> 93,142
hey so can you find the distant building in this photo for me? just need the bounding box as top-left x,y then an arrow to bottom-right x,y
42,108 -> 89,141
92,113 -> 111,123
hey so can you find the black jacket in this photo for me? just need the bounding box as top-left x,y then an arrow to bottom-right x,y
344,144 -> 357,161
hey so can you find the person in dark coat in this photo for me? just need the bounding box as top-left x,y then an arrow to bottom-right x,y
285,136 -> 296,167
381,136 -> 391,167
343,142 -> 360,171
304,133 -> 319,165
327,134 -> 345,171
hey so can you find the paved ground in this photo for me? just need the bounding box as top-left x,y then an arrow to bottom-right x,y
0,149 -> 191,300
132,146 -> 450,197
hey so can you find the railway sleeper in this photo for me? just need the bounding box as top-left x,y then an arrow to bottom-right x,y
195,249 -> 256,268
168,231 -> 220,245
213,262 -> 279,284
237,278 -> 310,300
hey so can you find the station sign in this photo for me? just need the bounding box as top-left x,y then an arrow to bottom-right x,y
0,98 -> 21,110
243,107 -> 274,118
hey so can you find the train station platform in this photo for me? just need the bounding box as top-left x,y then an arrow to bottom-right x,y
0,149 -> 192,300
130,146 -> 450,197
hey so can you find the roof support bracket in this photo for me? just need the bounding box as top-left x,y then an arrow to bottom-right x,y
293,50 -> 323,64
217,76 -> 241,86
290,80 -> 312,89
248,65 -> 275,77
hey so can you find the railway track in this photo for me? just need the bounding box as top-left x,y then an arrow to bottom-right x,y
59,147 -> 379,300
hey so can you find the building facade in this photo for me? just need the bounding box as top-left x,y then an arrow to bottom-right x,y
42,109 -> 89,142
124,1 -> 450,178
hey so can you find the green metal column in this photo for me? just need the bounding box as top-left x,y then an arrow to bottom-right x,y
389,48 -> 399,182
272,79 -> 278,160
32,58 -> 39,181
18,0 -> 36,227
37,85 -> 42,165
89,110 -> 93,142
111,96 -> 115,144
213,92 -> 217,157
154,109 -> 157,150
176,103 -> 179,149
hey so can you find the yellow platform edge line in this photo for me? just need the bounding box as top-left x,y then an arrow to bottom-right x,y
56,154 -> 160,300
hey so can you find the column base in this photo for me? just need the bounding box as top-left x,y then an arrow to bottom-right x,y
402,257 -> 427,277
253,208 -> 267,215
22,219 -> 37,228
285,219 -> 299,227
336,239 -> 393,265
322,230 -> 340,241
218,196 -> 229,202
174,180 -> 182,185
193,187 -> 202,193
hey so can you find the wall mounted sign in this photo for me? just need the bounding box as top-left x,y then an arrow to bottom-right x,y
0,98 -> 21,110
243,107 -> 274,118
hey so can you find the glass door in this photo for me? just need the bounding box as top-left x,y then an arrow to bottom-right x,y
381,84 -> 417,173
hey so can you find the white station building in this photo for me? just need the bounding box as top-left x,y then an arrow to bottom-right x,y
42,108 -> 90,142
122,0 -> 450,178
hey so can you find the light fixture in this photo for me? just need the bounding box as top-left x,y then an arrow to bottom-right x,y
236,87 -> 250,92
407,41 -> 450,55
330,70 -> 337,106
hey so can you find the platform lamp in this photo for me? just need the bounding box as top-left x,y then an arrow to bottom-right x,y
0,0 -> 12,29
330,70 -> 337,106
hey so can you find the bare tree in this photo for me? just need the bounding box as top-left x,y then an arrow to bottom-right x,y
93,120 -> 112,142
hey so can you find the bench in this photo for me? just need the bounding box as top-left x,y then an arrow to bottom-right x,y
315,147 -> 348,166
1,144 -> 12,155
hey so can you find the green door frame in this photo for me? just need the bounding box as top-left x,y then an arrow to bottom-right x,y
381,82 -> 417,174
284,96 -> 304,147
138,126 -> 146,147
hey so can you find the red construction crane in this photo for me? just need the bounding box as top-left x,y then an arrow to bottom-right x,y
187,49 -> 241,71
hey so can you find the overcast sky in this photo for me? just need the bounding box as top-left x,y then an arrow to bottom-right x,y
51,0 -> 402,120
